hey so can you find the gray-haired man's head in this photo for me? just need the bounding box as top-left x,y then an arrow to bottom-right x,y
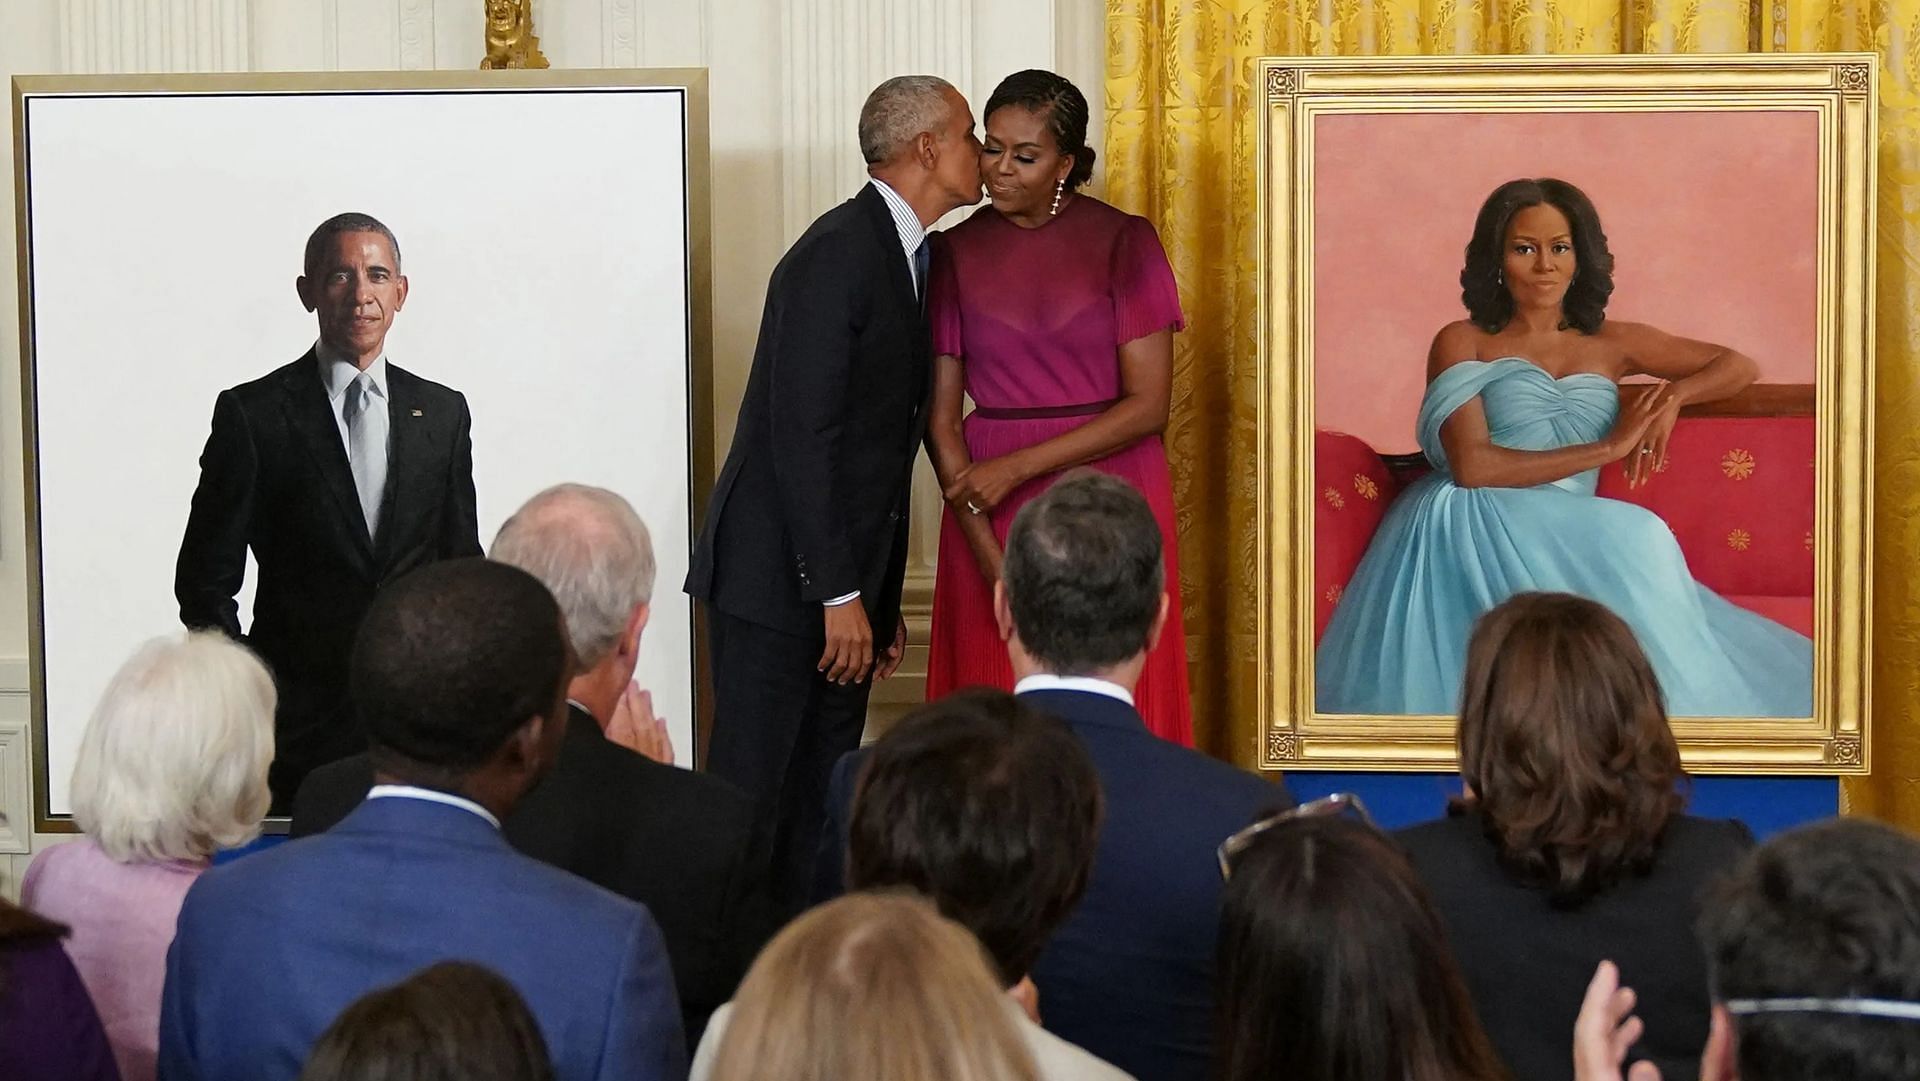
489,484 -> 656,674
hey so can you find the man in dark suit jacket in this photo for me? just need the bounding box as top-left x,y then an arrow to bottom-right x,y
292,483 -> 768,1045
159,560 -> 684,1081
814,473 -> 1293,1081
175,212 -> 481,811
685,75 -> 983,907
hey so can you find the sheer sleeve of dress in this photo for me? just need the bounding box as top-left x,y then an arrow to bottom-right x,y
1111,214 -> 1187,345
928,231 -> 964,358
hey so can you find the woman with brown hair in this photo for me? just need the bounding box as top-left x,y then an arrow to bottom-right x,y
703,892 -> 1039,1081
1397,591 -> 1753,1081
1215,806 -> 1507,1081
296,961 -> 552,1081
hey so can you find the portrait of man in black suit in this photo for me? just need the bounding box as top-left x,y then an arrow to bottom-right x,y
175,212 -> 482,810
685,75 -> 983,906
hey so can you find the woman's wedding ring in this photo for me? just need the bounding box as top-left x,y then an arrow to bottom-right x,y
966,500 -> 983,515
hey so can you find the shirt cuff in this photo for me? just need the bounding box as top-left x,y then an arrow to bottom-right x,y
823,591 -> 861,607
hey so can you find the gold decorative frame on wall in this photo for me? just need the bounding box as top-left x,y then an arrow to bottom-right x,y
1256,55 -> 1875,775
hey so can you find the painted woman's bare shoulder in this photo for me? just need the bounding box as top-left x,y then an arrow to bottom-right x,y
1427,320 -> 1484,378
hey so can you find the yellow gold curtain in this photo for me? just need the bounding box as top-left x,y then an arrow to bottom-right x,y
1106,0 -> 1920,824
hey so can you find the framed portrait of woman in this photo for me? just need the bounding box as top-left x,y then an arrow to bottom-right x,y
1257,55 -> 1875,775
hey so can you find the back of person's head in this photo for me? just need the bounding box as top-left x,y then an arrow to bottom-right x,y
297,961 -> 553,1081
1455,591 -> 1684,905
847,688 -> 1102,987
351,559 -> 570,787
489,483 -> 656,669
1698,817 -> 1920,1081
70,631 -> 275,863
1000,472 -> 1164,675
1217,815 -> 1506,1081
708,892 -> 1040,1081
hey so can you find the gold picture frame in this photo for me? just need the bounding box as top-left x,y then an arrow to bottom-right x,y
1257,54 -> 1875,775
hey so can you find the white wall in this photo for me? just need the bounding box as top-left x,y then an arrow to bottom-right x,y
0,0 -> 1104,895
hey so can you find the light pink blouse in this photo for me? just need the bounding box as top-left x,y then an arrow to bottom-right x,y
22,839 -> 206,1081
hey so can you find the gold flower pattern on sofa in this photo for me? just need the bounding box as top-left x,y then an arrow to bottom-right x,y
1353,474 -> 1379,500
1323,487 -> 1345,509
1728,528 -> 1752,551
1721,448 -> 1756,480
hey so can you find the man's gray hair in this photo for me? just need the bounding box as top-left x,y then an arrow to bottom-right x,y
858,75 -> 956,166
489,484 -> 656,670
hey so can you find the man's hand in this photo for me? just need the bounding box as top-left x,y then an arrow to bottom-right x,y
604,682 -> 675,764
820,603 -> 874,685
875,615 -> 909,680
1574,961 -> 1664,1081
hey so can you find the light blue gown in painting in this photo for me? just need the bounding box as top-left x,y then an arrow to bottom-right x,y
1314,358 -> 1813,717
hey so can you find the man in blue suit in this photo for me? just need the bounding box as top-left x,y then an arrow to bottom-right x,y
158,559 -> 685,1081
816,472 -> 1292,1081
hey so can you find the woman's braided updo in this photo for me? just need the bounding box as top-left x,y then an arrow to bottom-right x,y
984,69 -> 1096,190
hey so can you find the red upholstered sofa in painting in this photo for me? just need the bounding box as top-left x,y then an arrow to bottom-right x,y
1314,387 -> 1816,642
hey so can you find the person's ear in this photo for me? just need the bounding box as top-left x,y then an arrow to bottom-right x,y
394,274 -> 409,311
919,130 -> 939,170
1144,592 -> 1170,652
993,579 -> 1016,644
1056,154 -> 1075,187
621,602 -> 650,660
296,275 -> 317,312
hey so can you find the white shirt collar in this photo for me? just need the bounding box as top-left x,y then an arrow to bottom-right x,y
1014,674 -> 1135,707
868,177 -> 928,260
365,784 -> 502,830
315,340 -> 388,402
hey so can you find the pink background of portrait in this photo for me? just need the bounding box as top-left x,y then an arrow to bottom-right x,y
1311,110 -> 1819,453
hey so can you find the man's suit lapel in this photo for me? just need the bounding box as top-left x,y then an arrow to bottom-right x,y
278,351 -> 376,571
375,366 -> 427,566
855,185 -> 923,326
852,185 -> 935,471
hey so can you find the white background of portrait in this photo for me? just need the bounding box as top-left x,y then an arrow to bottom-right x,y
22,85 -> 697,816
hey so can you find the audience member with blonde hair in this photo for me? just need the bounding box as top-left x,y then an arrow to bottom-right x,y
1397,591 -> 1752,1081
23,631 -> 274,1081
703,892 -> 1039,1081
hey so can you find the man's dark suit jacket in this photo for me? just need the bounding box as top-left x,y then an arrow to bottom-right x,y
684,183 -> 928,639
160,795 -> 684,1081
815,686 -> 1292,1081
1397,810 -> 1753,1081
291,705 -> 769,1044
175,350 -> 481,806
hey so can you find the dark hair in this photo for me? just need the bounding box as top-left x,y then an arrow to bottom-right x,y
0,898 -> 68,1000
1217,816 -> 1508,1081
1002,472 -> 1164,675
984,69 -> 1096,190
1454,592 -> 1684,907
848,688 -> 1102,986
352,559 -> 570,786
1698,819 -> 1920,1081
1459,178 -> 1613,334
305,212 -> 402,280
297,961 -> 554,1081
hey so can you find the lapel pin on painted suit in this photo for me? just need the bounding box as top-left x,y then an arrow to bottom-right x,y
411,409 -> 424,416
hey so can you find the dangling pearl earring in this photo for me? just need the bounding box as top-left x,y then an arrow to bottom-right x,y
1050,178 -> 1066,217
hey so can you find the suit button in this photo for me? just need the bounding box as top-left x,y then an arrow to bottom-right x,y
887,510 -> 901,522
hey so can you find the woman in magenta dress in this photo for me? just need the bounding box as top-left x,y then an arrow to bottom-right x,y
925,69 -> 1192,745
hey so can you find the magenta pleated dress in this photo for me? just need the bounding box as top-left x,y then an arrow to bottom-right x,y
924,196 -> 1194,746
